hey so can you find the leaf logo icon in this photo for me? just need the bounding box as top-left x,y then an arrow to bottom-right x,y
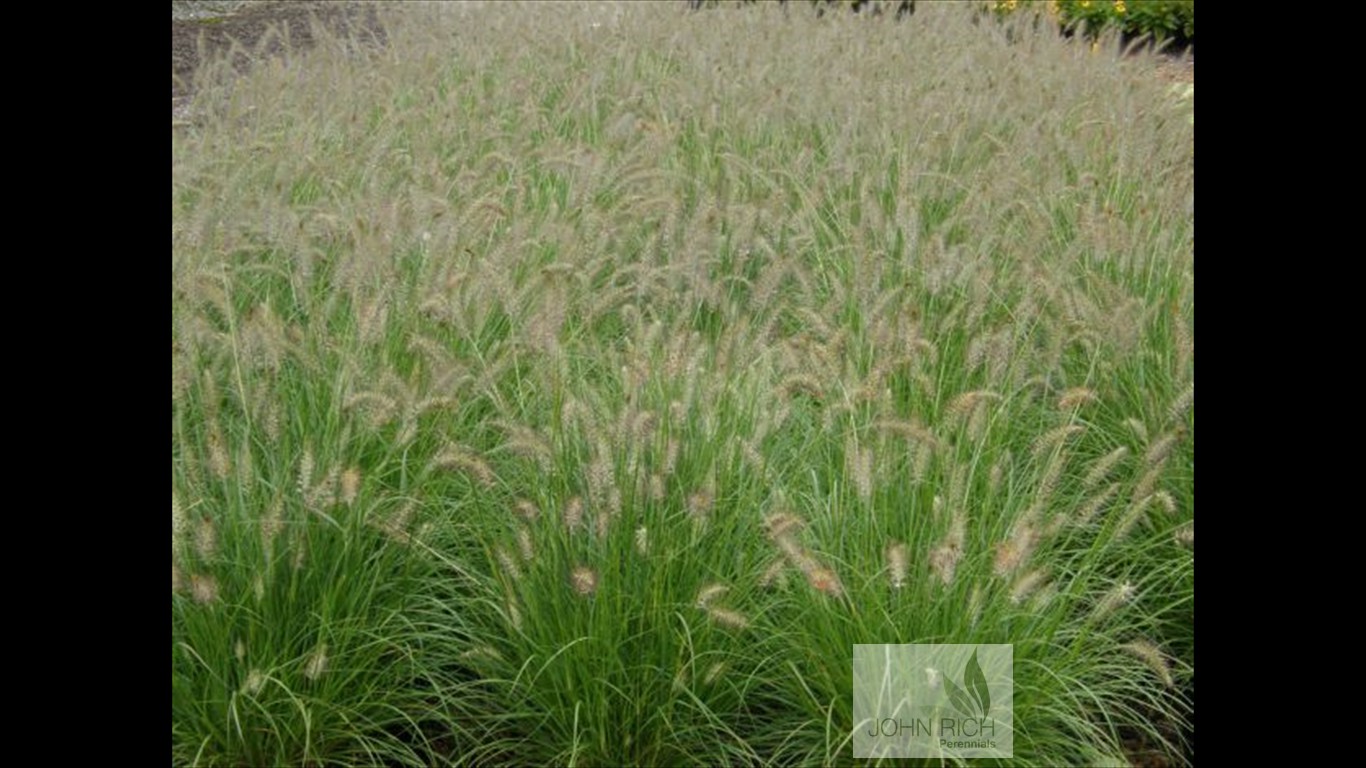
943,649 -> 991,718
965,649 -> 991,717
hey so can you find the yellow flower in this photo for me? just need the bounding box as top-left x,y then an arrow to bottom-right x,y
1114,0 -> 1126,13
1080,0 -> 1091,7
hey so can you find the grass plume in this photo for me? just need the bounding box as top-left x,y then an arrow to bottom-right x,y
173,2 -> 1193,764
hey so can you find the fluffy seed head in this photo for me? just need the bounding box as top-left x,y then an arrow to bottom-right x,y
1168,382 -> 1194,424
924,667 -> 942,690
1057,387 -> 1098,409
764,511 -> 805,540
1031,425 -> 1083,458
988,460 -> 1004,495
968,584 -> 986,626
1115,496 -> 1154,540
172,492 -> 187,555
696,583 -> 729,609
194,516 -> 218,561
706,607 -> 750,630
515,498 -> 539,521
371,502 -> 414,545
966,406 -> 989,441
738,438 -> 767,475
496,547 -> 522,581
431,444 -> 496,489
778,537 -> 819,575
1075,483 -> 1120,526
1151,491 -> 1177,515
563,496 -> 584,533
1144,432 -> 1180,467
570,565 -> 598,597
1131,465 -> 1165,506
1083,447 -> 1129,489
885,541 -> 909,589
631,410 -> 657,444
1009,569 -> 1049,605
241,669 -> 266,696
298,449 -> 315,500
930,543 -> 961,586
780,374 -> 824,401
1125,418 -> 1150,444
1174,523 -> 1194,548
947,508 -> 967,551
758,558 -> 788,589
847,440 -> 874,503
664,439 -> 681,477
687,487 -> 715,524
874,419 -> 940,448
344,391 -> 399,427
502,430 -> 553,472
994,526 -> 1038,577
207,427 -> 232,481
806,567 -> 845,598
461,645 -> 505,663
1031,452 -> 1067,513
912,445 -> 933,483
1093,580 -> 1138,619
307,465 -> 340,511
588,445 -> 615,507
340,467 -> 361,506
303,644 -> 329,682
948,389 -> 1001,417
190,573 -> 219,604
1122,639 -> 1174,688
517,526 -> 535,562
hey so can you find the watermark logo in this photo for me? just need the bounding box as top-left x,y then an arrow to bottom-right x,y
853,644 -> 1013,759
944,648 -> 991,720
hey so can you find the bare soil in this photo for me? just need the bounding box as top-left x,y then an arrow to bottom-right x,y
172,1 -> 1189,122
172,1 -> 385,121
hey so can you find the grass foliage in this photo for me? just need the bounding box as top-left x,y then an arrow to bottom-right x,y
172,3 -> 1194,765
